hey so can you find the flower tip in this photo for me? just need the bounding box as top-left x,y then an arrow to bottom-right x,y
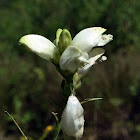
101,56 -> 107,61
19,35 -> 25,44
56,28 -> 63,39
92,27 -> 107,33
98,34 -> 113,46
107,34 -> 113,40
19,34 -> 30,43
19,35 -> 32,51
19,35 -> 32,47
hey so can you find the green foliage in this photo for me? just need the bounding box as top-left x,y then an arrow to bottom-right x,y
0,0 -> 140,139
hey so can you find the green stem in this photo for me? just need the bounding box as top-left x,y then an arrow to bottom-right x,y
52,112 -> 61,140
4,111 -> 28,140
53,80 -> 75,140
53,122 -> 61,140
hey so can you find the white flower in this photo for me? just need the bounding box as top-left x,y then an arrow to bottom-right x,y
59,46 -> 89,72
19,27 -> 113,75
71,27 -> 106,52
77,48 -> 105,76
19,34 -> 58,60
59,27 -> 113,74
61,95 -> 84,140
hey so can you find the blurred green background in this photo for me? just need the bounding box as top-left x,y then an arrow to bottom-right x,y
0,0 -> 140,139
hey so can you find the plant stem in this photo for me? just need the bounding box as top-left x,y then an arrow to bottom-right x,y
53,122 -> 61,140
4,111 -> 28,140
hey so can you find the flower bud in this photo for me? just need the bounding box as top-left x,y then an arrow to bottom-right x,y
61,95 -> 84,140
55,28 -> 63,47
58,29 -> 72,54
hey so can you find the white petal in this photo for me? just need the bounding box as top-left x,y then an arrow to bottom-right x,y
19,34 -> 58,60
101,56 -> 107,61
78,59 -> 94,76
78,48 -> 105,76
61,96 -> 84,139
59,46 -> 89,73
71,27 -> 106,53
97,34 -> 113,46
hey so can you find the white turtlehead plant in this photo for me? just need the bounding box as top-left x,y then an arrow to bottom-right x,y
19,27 -> 113,77
61,95 -> 84,140
19,27 -> 113,140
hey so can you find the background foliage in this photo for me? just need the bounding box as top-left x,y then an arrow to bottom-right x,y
0,0 -> 140,139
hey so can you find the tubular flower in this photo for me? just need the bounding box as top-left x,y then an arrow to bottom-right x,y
61,95 -> 84,140
60,27 -> 113,75
19,27 -> 113,140
19,27 -> 113,76
19,34 -> 58,61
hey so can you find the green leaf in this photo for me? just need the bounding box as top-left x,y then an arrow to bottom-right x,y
81,98 -> 102,104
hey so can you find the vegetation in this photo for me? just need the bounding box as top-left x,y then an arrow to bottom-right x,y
0,0 -> 140,139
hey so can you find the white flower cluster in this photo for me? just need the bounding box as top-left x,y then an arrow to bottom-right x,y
19,27 -> 113,77
19,27 -> 113,140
